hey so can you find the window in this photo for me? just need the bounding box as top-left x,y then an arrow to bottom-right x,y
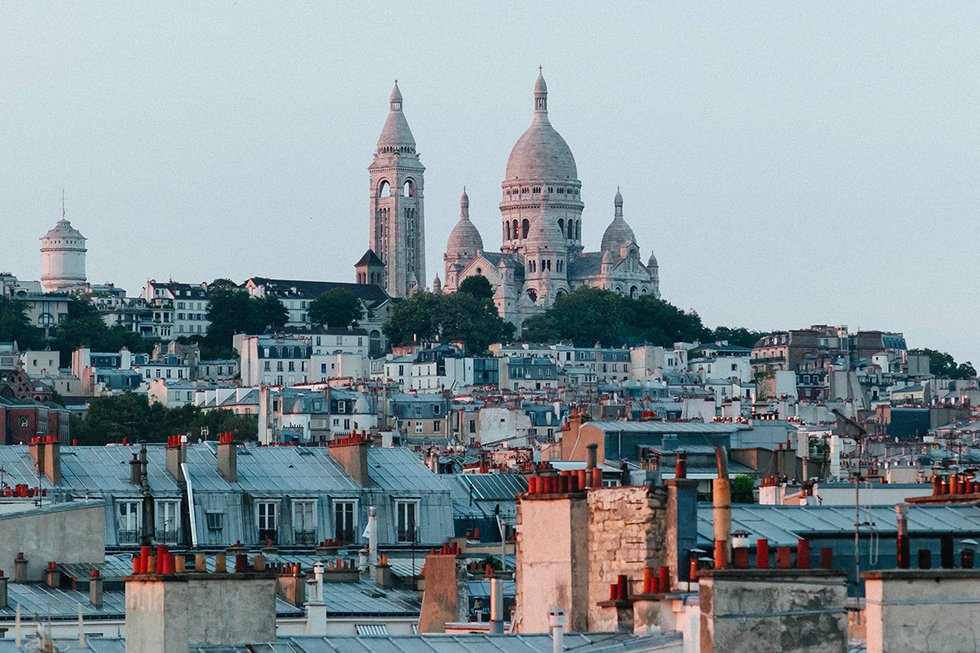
293,500 -> 317,545
434,421 -> 441,433
334,500 -> 357,543
264,361 -> 271,372
257,501 -> 279,543
395,500 -> 419,544
415,422 -> 423,433
206,511 -> 224,531
117,500 -> 142,545
155,500 -> 180,544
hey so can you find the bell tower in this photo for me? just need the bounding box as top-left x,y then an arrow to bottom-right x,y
368,81 -> 426,298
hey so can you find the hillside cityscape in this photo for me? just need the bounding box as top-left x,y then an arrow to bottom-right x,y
1,6 -> 978,653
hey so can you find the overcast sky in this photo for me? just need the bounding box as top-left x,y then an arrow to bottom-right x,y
2,3 -> 978,362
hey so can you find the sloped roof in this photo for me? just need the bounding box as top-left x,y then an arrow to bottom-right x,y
244,277 -> 391,304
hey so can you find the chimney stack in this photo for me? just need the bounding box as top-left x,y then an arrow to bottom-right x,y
713,446 -> 732,569
43,436 -> 62,486
328,431 -> 371,486
89,569 -> 103,607
45,561 -> 60,588
14,553 -> 27,583
217,432 -> 237,482
165,436 -> 186,482
129,453 -> 142,486
489,577 -> 504,634
0,570 -> 7,609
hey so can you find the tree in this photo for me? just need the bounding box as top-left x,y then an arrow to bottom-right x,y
732,475 -> 755,503
710,326 -> 767,349
383,291 -> 444,346
0,297 -> 44,349
909,348 -> 977,380
458,275 -> 494,301
307,289 -> 364,329
518,288 -> 709,348
204,283 -> 288,357
383,290 -> 514,355
50,299 -> 154,366
70,392 -> 257,445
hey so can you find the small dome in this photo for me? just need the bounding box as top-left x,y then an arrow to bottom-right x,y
647,251 -> 659,268
446,189 -> 483,256
41,219 -> 85,242
504,72 -> 577,182
377,82 -> 415,148
534,69 -> 547,95
601,189 -> 637,253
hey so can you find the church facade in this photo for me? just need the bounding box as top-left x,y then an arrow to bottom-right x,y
358,72 -> 660,331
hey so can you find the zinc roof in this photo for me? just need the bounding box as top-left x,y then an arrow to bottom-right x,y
367,448 -> 452,493
587,421 -> 744,434
697,503 -> 980,547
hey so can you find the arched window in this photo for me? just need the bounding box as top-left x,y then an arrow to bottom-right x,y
526,288 -> 538,303
403,179 -> 416,197
558,218 -> 565,236
512,220 -> 519,239
505,222 -> 511,240
575,221 -> 581,240
630,286 -> 638,299
378,180 -> 391,197
521,219 -> 530,239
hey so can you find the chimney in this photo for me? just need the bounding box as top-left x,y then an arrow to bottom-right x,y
489,577 -> 504,634
328,431 -> 370,486
713,446 -> 732,569
0,570 -> 7,609
165,436 -> 186,482
375,555 -> 394,589
28,438 -> 44,478
129,453 -> 142,485
42,436 -> 61,485
276,564 -> 306,607
217,432 -> 237,482
14,553 -> 27,583
45,561 -> 60,588
89,569 -> 103,607
418,547 -> 462,633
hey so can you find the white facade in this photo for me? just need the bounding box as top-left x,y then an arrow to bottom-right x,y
630,345 -> 689,381
239,336 -> 312,386
40,219 -> 87,293
310,352 -> 371,383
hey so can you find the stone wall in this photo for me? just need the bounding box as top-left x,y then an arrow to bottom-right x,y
863,569 -> 980,653
0,501 -> 104,581
699,569 -> 847,653
587,486 -> 667,627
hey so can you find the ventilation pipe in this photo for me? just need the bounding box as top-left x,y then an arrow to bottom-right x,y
489,577 -> 504,634
585,443 -> 598,488
548,607 -> 566,653
368,506 -> 378,579
713,446 -> 731,569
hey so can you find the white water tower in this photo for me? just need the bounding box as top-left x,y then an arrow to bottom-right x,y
40,217 -> 87,292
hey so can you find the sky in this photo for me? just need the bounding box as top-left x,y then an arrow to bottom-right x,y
1,3 -> 978,362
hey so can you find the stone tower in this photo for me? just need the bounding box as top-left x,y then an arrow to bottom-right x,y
368,82 -> 426,298
500,69 -> 583,259
40,216 -> 87,293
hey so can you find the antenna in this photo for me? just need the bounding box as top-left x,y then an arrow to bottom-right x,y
61,189 -> 66,220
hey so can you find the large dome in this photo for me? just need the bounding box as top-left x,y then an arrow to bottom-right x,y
504,72 -> 578,182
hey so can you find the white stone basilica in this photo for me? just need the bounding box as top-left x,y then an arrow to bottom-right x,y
359,71 -> 660,330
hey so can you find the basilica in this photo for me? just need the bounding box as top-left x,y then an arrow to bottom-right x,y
358,71 -> 660,331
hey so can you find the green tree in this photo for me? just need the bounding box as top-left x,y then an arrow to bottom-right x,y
383,290 -> 514,355
383,291 -> 444,346
0,297 -> 44,349
307,288 -> 364,329
458,275 -> 494,301
909,348 -> 977,380
732,475 -> 756,503
710,326 -> 767,349
70,392 -> 257,445
204,283 -> 287,356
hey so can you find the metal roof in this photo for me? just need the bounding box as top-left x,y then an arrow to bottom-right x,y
697,503 -> 980,547
367,448 -> 453,494
587,421 -> 744,434
184,445 -> 359,494
189,631 -> 682,653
